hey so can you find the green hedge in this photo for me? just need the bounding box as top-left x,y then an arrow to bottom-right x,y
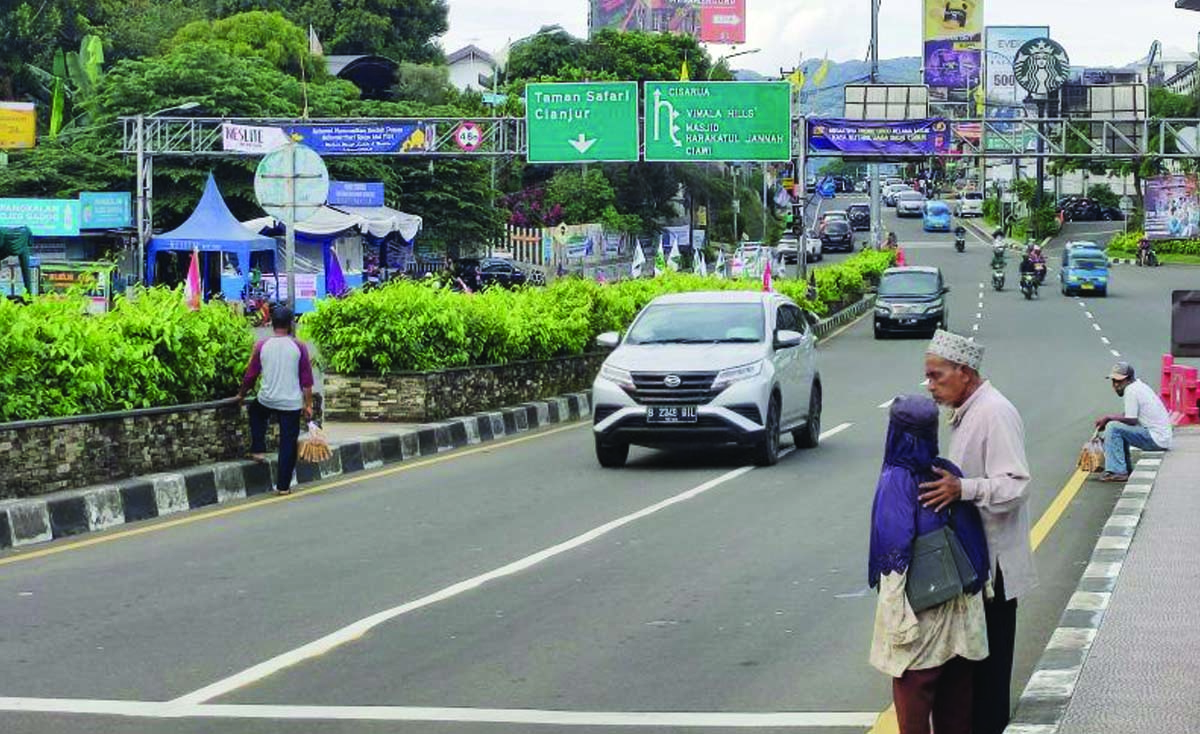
0,288 -> 253,423
1108,231 -> 1200,257
303,249 -> 896,375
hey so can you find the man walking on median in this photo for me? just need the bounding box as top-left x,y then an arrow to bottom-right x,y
1094,362 -> 1172,483
918,330 -> 1036,734
237,306 -> 315,495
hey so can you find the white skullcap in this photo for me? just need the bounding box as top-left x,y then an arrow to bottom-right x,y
926,329 -> 984,371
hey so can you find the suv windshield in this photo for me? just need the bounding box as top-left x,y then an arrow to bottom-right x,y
626,303 -> 765,344
927,203 -> 950,215
879,271 -> 940,296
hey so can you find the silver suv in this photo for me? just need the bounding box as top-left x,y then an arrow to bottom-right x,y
591,291 -> 823,468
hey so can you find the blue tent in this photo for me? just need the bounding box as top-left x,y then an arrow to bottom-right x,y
146,173 -> 276,285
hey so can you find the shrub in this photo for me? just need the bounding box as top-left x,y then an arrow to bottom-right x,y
0,288 -> 252,423
302,250 -> 894,374
1108,231 -> 1200,257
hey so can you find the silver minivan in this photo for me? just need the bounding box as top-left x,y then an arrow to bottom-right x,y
591,291 -> 823,467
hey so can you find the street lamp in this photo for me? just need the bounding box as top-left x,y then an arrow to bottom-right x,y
709,48 -> 761,79
136,101 -> 200,284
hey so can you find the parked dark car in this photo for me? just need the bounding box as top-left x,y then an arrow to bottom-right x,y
454,258 -> 529,289
846,203 -> 871,231
874,266 -> 950,339
1063,200 -> 1124,222
820,220 -> 854,252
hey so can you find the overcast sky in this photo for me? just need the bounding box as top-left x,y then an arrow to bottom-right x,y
442,1 -> 1200,73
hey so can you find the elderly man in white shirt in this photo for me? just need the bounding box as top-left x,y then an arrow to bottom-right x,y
917,330 -> 1036,734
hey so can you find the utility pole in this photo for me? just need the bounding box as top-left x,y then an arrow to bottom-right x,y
869,0 -> 882,250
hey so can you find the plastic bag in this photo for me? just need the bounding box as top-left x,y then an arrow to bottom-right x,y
1077,431 -> 1105,473
298,422 -> 332,463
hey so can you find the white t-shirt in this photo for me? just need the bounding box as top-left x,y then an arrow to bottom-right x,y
1124,380 -> 1173,450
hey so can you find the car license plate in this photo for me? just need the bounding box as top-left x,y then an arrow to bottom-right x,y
1081,283 -> 1094,290
646,406 -> 698,424
901,318 -> 918,325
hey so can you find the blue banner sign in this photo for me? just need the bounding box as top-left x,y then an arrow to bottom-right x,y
807,118 -> 951,157
283,124 -> 436,154
327,181 -> 385,207
0,198 -> 82,236
80,192 -> 132,228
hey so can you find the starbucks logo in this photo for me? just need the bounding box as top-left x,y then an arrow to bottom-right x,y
1013,38 -> 1071,96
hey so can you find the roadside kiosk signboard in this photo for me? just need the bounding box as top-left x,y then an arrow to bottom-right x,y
642,81 -> 792,162
525,82 -> 640,163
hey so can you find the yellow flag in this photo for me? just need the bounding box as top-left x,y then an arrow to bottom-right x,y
974,82 -> 986,115
787,68 -> 806,90
811,55 -> 830,87
680,59 -> 690,82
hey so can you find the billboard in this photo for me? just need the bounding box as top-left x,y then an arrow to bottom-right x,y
590,0 -> 742,43
923,0 -> 984,103
700,0 -> 746,44
984,26 -> 1046,152
807,118 -> 952,157
0,102 -> 36,150
1145,175 -> 1200,241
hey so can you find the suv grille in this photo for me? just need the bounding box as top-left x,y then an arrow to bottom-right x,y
628,372 -> 720,406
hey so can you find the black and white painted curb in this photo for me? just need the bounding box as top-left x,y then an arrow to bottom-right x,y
814,295 -> 875,340
0,392 -> 593,551
1004,453 -> 1162,734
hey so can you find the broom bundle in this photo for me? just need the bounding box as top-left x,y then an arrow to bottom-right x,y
298,422 -> 332,463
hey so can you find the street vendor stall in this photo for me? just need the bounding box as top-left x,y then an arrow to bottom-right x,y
147,174 -> 277,300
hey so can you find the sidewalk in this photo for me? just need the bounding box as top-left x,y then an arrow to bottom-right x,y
1007,427 -> 1200,734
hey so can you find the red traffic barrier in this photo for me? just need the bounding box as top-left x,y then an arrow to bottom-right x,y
1162,354 -> 1175,409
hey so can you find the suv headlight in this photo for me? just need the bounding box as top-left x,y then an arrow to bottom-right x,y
876,305 -> 892,316
712,360 -> 764,390
924,300 -> 944,314
599,363 -> 635,390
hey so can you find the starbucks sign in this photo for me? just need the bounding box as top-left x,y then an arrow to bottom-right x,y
1013,38 -> 1071,96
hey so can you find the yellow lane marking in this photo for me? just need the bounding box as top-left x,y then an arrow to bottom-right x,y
867,467 -> 1091,733
0,422 -> 588,569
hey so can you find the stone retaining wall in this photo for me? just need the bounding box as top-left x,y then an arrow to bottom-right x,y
0,398 -> 320,501
324,353 -> 609,423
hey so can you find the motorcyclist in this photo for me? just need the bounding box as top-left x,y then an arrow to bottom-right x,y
990,244 -> 1007,271
1019,253 -> 1038,276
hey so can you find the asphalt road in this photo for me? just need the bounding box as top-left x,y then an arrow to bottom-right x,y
0,198 -> 1182,733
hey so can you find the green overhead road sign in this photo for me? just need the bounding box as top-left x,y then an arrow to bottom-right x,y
525,82 -> 639,163
643,81 -> 792,162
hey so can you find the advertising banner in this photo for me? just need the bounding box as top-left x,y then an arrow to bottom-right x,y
282,123 -> 436,155
924,0 -> 984,100
327,181 -> 385,207
985,26 -> 1048,105
807,118 -> 951,157
80,192 -> 133,229
699,0 -> 746,44
0,198 -> 82,236
221,123 -> 290,153
262,273 -> 320,301
0,102 -> 36,150
1145,175 -> 1200,240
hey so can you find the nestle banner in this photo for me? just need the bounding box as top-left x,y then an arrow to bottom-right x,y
807,118 -> 952,157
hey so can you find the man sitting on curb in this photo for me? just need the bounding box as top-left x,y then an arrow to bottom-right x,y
1094,362 -> 1172,483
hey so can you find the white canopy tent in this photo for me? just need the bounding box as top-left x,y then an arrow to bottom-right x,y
242,205 -> 423,242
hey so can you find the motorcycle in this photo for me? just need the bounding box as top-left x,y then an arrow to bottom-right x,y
1032,260 -> 1047,284
1020,272 -> 1039,300
1138,244 -> 1160,267
954,227 -> 966,253
992,267 -> 1006,292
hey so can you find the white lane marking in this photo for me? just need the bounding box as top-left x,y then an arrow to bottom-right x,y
172,425 -> 852,705
820,423 -> 854,440
979,282 -> 985,289
879,399 -> 896,409
978,302 -> 984,309
1093,323 -> 1102,332
1078,300 -> 1086,306
973,324 -> 979,331
1101,337 -> 1111,345
1111,349 -> 1122,358
1085,311 -> 1094,319
0,698 -> 881,727
976,313 -> 982,319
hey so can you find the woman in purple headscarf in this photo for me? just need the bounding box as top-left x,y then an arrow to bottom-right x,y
868,395 -> 990,734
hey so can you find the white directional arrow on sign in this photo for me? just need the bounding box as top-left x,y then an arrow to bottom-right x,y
568,134 -> 597,154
